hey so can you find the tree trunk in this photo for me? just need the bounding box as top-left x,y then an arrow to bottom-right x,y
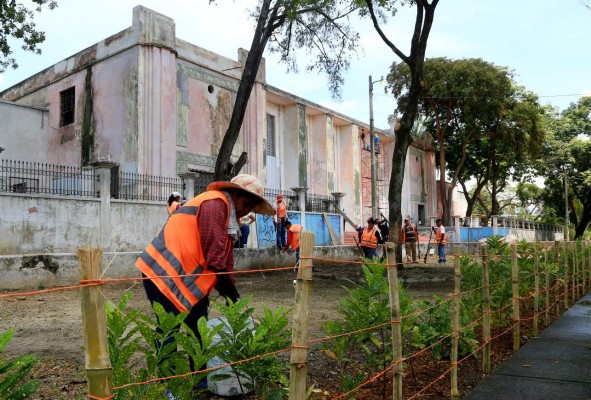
574,203 -> 591,239
213,0 -> 275,181
389,114 -> 415,267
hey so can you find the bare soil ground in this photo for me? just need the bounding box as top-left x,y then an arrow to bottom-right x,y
0,262 -> 542,399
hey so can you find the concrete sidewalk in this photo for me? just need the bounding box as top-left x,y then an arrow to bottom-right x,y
463,293 -> 591,400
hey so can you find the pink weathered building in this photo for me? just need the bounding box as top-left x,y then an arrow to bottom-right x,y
0,5 -> 438,229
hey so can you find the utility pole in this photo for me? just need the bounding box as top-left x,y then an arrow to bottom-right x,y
369,75 -> 379,219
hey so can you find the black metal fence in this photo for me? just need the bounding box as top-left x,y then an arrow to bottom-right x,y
264,188 -> 296,210
195,172 -> 215,196
306,193 -> 335,213
114,171 -> 184,202
263,189 -> 336,213
0,159 -> 96,197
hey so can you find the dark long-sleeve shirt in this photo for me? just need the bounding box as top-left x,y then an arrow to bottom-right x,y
197,198 -> 235,281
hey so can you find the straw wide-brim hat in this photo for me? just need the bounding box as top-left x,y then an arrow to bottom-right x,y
206,174 -> 275,215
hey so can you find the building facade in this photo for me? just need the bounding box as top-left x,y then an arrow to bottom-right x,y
0,5 -> 438,231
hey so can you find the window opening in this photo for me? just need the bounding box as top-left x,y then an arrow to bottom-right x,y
266,114 -> 276,157
60,87 -> 75,126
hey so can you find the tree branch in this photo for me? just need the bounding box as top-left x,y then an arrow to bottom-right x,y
363,0 -> 409,64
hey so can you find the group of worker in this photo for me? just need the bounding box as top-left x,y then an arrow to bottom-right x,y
138,174 -> 445,397
355,215 -> 446,265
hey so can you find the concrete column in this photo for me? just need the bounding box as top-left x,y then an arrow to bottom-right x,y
92,161 -> 117,250
292,187 -> 308,228
492,215 -> 498,236
178,171 -> 197,200
452,215 -> 461,243
332,192 -> 346,237
429,216 -> 437,228
473,215 -> 481,227
331,192 -> 346,210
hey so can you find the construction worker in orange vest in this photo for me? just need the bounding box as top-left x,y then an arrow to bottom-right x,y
136,174 -> 275,385
432,218 -> 447,264
167,191 -> 181,218
274,193 -> 288,250
402,218 -> 419,263
283,220 -> 303,269
358,217 -> 383,260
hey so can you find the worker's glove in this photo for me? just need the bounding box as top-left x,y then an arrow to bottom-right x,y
215,274 -> 240,304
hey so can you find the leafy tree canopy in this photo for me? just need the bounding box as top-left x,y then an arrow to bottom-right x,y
0,0 -> 57,73
541,97 -> 591,238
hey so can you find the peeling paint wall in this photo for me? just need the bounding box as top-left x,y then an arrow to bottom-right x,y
282,104 -> 300,191
308,114 -> 328,194
297,104 -> 308,188
92,49 -> 141,172
326,115 -> 336,193
336,124 -> 362,227
0,194 -> 101,254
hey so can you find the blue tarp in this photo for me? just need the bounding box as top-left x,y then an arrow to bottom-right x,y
256,212 -> 342,248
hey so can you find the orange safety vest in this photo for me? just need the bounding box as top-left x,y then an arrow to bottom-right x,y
436,226 -> 446,245
136,191 -> 231,312
167,201 -> 179,216
288,224 -> 303,251
360,227 -> 378,249
402,224 -> 417,242
276,200 -> 287,218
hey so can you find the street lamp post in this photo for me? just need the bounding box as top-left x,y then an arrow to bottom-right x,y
368,75 -> 383,219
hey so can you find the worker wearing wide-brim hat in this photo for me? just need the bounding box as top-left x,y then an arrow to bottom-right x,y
136,174 -> 274,378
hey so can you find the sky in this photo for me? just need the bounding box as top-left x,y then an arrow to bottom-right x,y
1,0 -> 590,130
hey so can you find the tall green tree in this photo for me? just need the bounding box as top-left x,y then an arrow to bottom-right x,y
388,58 -> 515,225
211,0 -> 362,180
387,58 -> 545,225
483,88 -> 545,218
541,97 -> 591,238
363,0 -> 440,266
0,0 -> 57,73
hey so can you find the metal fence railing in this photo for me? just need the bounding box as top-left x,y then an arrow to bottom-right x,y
113,171 -> 184,202
263,189 -> 336,213
264,188 -> 297,210
0,159 -> 96,197
305,193 -> 334,213
195,172 -> 214,196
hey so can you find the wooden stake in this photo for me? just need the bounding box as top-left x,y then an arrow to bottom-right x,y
289,232 -> 315,400
386,242 -> 403,400
554,241 -> 560,316
579,241 -> 586,296
481,244 -> 491,375
573,242 -> 578,300
563,241 -> 569,309
450,247 -> 461,400
323,212 -> 340,245
511,243 -> 520,352
533,243 -> 539,337
544,247 -> 550,325
78,248 -> 113,399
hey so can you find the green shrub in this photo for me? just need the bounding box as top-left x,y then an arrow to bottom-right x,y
0,329 -> 39,400
322,263 -> 414,398
211,296 -> 292,399
411,296 -> 478,361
